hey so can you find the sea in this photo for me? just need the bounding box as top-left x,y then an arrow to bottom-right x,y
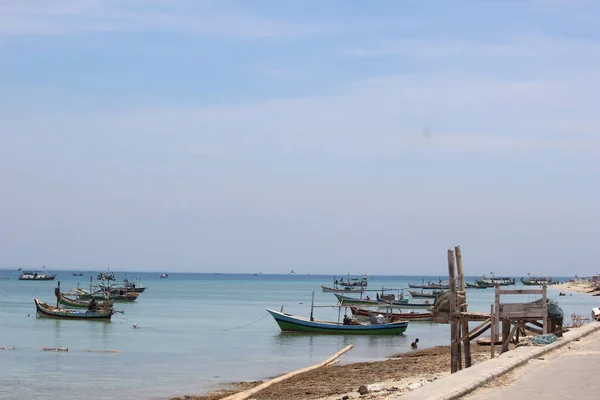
0,271 -> 595,400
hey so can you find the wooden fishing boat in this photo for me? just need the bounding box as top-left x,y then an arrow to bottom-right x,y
521,277 -> 554,286
334,294 -> 432,309
73,288 -> 138,302
266,308 -> 409,335
34,299 -> 112,320
321,285 -> 364,293
408,281 -> 450,290
56,291 -> 113,309
335,274 -> 368,288
407,289 -> 444,299
466,282 -> 488,289
349,306 -> 433,322
72,272 -> 84,276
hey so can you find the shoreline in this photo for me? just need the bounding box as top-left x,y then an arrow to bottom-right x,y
552,279 -> 600,295
171,343 -> 499,400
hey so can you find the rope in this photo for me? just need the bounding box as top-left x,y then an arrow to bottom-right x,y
221,314 -> 269,331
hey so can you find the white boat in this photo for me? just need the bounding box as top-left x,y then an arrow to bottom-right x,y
18,271 -> 57,281
160,273 -> 168,278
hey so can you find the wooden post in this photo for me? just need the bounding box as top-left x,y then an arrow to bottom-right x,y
494,285 -> 501,343
501,321 -> 510,353
542,285 -> 548,334
448,249 -> 458,373
310,291 -> 315,322
455,245 -> 471,368
490,304 -> 495,358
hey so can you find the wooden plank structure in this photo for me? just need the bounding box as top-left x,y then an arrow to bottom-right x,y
431,246 -> 556,374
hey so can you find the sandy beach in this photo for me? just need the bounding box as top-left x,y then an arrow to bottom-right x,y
553,279 -> 600,295
172,343 -> 499,400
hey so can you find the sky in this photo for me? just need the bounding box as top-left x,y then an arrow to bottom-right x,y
0,0 -> 598,275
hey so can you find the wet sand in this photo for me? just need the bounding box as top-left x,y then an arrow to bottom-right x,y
172,343 -> 496,400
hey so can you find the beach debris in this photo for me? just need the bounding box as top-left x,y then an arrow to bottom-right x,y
357,385 -> 369,395
132,323 -> 139,329
592,308 -> 600,321
41,347 -> 68,352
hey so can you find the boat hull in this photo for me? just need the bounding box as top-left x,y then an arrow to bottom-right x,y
34,299 -> 112,320
266,309 -> 408,335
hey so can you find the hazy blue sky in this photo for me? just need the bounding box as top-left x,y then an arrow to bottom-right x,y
1,1 -> 598,275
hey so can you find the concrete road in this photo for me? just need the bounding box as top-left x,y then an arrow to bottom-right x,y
464,329 -> 600,399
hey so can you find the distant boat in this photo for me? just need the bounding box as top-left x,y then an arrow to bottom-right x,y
72,273 -> 84,276
19,271 -> 56,281
289,270 -> 296,275
334,294 -> 433,309
266,308 -> 409,335
160,273 -> 168,278
335,274 -> 368,287
34,298 -> 112,320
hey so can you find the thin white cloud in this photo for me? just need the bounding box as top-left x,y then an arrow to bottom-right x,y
0,0 -> 341,39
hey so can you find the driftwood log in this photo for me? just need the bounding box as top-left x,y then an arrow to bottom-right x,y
222,345 -> 354,400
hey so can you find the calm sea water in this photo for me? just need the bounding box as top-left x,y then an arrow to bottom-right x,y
0,271 -> 594,400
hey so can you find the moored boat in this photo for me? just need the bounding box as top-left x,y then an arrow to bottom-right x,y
321,285 -> 364,293
349,306 -> 433,322
334,294 -> 433,309
407,289 -> 445,299
34,298 -> 112,320
266,308 -> 409,335
56,291 -> 113,309
72,272 -> 84,276
521,277 -> 555,286
73,288 -> 138,302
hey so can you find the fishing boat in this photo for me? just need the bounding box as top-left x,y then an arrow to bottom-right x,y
72,272 -> 84,276
349,306 -> 433,322
56,290 -> 113,309
334,294 -> 432,309
408,280 -> 450,290
160,273 -> 168,278
407,289 -> 445,299
335,274 -> 368,287
466,282 -> 488,289
477,274 -> 515,286
521,276 -> 554,286
123,278 -> 146,292
97,270 -> 115,281
18,271 -> 57,281
265,308 -> 409,335
73,288 -> 138,302
34,299 -> 112,320
321,285 -> 364,293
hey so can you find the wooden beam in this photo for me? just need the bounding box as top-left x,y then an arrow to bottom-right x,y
457,318 -> 491,343
455,245 -> 471,369
501,323 -> 518,353
490,304 -> 495,358
497,289 -> 544,295
448,249 -> 458,374
542,285 -> 548,334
